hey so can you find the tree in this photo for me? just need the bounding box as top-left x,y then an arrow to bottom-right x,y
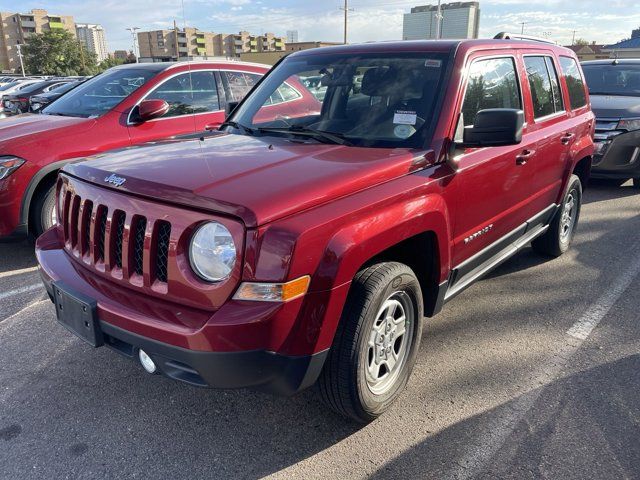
23,30 -> 98,76
98,56 -> 124,72
574,38 -> 590,46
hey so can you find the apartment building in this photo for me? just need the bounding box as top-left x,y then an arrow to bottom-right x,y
137,27 -> 286,62
76,23 -> 109,62
403,2 -> 480,40
0,9 -> 76,71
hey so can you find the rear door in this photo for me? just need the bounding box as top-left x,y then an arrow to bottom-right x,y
451,53 -> 538,267
520,53 -> 573,211
127,70 -> 218,144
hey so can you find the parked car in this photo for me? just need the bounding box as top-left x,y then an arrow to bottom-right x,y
0,78 -> 42,97
3,79 -> 74,115
0,61 -> 274,240
36,35 -> 594,422
29,81 -> 82,113
581,59 -> 640,188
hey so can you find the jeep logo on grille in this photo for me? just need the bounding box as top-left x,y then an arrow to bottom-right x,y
104,173 -> 126,187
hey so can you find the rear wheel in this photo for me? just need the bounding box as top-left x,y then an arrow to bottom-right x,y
317,262 -> 423,423
31,183 -> 56,237
532,174 -> 582,257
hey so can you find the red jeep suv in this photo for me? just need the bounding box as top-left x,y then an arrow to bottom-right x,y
0,61 -> 281,239
37,36 -> 594,422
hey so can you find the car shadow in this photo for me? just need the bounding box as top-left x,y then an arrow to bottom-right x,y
0,238 -> 36,271
367,354 -> 640,479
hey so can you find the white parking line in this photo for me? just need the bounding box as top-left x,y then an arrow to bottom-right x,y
567,257 -> 640,339
443,244 -> 640,480
0,266 -> 39,279
0,283 -> 43,301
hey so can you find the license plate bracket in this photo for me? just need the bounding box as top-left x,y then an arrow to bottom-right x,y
52,282 -> 103,347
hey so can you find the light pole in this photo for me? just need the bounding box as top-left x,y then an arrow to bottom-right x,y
126,27 -> 140,62
339,0 -> 354,44
435,0 -> 443,40
16,43 -> 26,77
520,22 -> 527,35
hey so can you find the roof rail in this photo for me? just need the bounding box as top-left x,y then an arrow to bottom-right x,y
494,32 -> 556,45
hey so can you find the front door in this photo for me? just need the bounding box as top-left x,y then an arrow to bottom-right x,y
127,70 -> 221,144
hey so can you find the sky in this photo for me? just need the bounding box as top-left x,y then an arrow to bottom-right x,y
2,0 -> 639,52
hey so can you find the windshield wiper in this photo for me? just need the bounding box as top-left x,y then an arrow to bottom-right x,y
256,125 -> 353,146
219,120 -> 256,135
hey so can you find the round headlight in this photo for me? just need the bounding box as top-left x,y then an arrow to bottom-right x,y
189,222 -> 236,282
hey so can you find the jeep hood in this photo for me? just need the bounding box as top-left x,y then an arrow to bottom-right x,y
0,113 -> 94,146
64,133 -> 429,227
590,94 -> 640,119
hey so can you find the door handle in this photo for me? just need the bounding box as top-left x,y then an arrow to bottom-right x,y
516,149 -> 535,165
204,123 -> 220,131
561,132 -> 575,145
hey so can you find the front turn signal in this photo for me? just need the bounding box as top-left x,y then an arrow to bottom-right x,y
233,275 -> 311,302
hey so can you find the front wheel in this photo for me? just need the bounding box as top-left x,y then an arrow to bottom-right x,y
532,174 -> 582,257
32,184 -> 57,237
317,262 -> 423,423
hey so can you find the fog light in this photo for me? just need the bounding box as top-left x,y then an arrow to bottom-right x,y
138,349 -> 157,374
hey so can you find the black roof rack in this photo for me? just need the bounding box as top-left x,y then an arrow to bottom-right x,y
494,32 -> 556,45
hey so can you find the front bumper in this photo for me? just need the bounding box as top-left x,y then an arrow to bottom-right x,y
591,129 -> 640,179
36,227 -> 347,395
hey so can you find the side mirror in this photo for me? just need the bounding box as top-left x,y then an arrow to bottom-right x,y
135,99 -> 169,123
461,108 -> 524,148
225,101 -> 239,118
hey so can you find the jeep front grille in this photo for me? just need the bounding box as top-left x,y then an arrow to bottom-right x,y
62,192 -> 171,285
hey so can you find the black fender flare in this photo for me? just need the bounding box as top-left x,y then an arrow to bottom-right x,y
20,159 -> 70,231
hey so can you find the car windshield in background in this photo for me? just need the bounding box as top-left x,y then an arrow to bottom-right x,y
42,68 -> 156,118
231,51 -> 449,148
582,64 -> 640,97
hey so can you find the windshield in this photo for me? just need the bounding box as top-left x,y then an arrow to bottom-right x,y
583,64 -> 640,97
0,81 -> 22,91
231,51 -> 449,148
43,68 -> 157,118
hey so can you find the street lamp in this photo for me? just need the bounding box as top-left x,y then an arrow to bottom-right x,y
126,27 -> 140,62
16,43 -> 26,77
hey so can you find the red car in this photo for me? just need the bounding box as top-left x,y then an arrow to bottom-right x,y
37,35 -> 594,422
0,60 -> 321,239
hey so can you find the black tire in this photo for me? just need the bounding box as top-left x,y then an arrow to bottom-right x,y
31,183 -> 56,237
317,262 -> 423,423
532,174 -> 582,257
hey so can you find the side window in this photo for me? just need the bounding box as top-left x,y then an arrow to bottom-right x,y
545,57 -> 564,112
147,71 -> 219,118
264,83 -> 302,106
559,56 -> 587,110
524,56 -> 564,119
461,57 -> 521,127
223,71 -> 261,101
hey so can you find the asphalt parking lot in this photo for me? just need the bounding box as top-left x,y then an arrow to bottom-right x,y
1,180 -> 639,480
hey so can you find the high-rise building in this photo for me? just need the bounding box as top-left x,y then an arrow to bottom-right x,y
0,9 -> 76,72
137,27 -> 286,62
76,23 -> 109,62
402,2 -> 480,40
286,30 -> 299,43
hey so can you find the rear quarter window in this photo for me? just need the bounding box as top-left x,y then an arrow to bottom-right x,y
559,56 -> 587,109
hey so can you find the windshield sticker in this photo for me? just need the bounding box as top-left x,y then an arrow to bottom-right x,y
394,124 -> 414,139
393,110 -> 417,125
425,59 -> 442,68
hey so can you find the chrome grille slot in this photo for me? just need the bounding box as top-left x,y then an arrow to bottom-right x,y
155,221 -> 171,283
112,210 -> 126,269
132,216 -> 147,276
